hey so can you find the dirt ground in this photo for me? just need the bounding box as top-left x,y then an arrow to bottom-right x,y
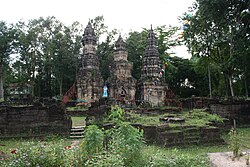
208,151 -> 250,167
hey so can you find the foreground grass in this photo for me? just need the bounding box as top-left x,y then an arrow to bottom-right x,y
0,136 -> 72,154
1,127 -> 249,166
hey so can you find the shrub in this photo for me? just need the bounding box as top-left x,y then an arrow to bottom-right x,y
108,122 -> 144,166
83,125 -> 104,156
229,128 -> 240,159
109,105 -> 125,123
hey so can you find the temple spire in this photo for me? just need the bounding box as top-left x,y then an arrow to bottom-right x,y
81,21 -> 97,46
77,22 -> 103,102
115,35 -> 126,51
147,25 -> 157,46
141,25 -> 161,78
139,25 -> 168,106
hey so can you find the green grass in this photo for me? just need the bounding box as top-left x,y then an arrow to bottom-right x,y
126,109 -> 224,127
71,116 -> 86,126
0,137 -> 72,155
127,112 -> 160,125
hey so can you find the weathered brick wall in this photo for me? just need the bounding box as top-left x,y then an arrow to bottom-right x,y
180,98 -> 250,126
0,100 -> 72,138
210,101 -> 250,125
180,97 -> 219,109
142,124 -> 224,147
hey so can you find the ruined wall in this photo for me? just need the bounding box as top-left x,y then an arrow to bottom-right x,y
180,98 -> 250,126
0,100 -> 71,138
141,124 -> 224,147
210,100 -> 250,125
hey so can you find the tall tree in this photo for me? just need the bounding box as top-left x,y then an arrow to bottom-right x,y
126,30 -> 148,80
0,21 -> 15,100
182,0 -> 250,97
15,19 -> 44,96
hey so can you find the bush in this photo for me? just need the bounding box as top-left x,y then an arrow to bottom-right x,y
229,128 -> 240,159
108,122 -> 144,166
83,125 -> 104,156
108,105 -> 125,123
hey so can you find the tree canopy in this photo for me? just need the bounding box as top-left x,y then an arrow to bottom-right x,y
181,0 -> 250,97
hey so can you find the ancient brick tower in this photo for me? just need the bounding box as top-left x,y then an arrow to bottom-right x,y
107,35 -> 137,101
76,22 -> 103,102
139,26 -> 167,106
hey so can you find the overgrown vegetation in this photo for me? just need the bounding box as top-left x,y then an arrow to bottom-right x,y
125,109 -> 224,127
229,128 -> 240,159
1,106 -> 231,166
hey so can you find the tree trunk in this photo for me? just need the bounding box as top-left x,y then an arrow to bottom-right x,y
31,67 -> 36,97
0,62 -> 4,100
243,67 -> 248,98
228,75 -> 235,97
59,79 -> 63,97
244,77 -> 248,98
223,73 -> 229,97
208,64 -> 212,98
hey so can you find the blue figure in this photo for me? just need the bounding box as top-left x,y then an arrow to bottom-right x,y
103,85 -> 108,97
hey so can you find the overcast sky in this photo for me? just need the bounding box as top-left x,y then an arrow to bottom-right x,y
0,0 -> 195,58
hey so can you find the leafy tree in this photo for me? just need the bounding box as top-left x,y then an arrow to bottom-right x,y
14,17 -> 82,97
91,16 -> 108,44
0,21 -> 16,100
193,56 -> 226,97
166,56 -> 208,97
126,26 -> 179,80
96,36 -> 114,81
126,30 -> 148,80
15,19 -> 44,96
91,16 -> 118,81
182,0 -> 250,97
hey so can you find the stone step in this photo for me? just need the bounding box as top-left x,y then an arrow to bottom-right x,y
70,131 -> 84,135
70,126 -> 85,139
70,135 -> 84,139
71,126 -> 85,130
71,126 -> 85,131
71,128 -> 84,132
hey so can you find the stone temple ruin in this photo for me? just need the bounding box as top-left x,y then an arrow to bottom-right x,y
138,26 -> 167,106
77,22 -> 104,102
76,22 -> 167,106
107,35 -> 137,101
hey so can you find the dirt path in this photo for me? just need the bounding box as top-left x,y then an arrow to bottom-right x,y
208,151 -> 250,167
